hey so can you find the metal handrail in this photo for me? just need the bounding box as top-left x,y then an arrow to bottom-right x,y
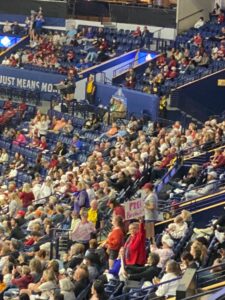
112,51 -> 159,79
160,179 -> 225,214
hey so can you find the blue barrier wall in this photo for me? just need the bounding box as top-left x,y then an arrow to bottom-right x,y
0,51 -> 139,100
171,69 -> 225,121
0,66 -> 65,99
95,82 -> 159,120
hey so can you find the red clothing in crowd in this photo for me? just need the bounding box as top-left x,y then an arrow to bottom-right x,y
11,274 -> 34,289
193,35 -> 202,46
113,205 -> 125,219
159,153 -> 175,169
20,191 -> 35,208
124,222 -> 146,266
213,154 -> 225,169
49,158 -> 59,168
218,13 -> 225,24
3,100 -> 12,110
13,133 -> 27,145
39,141 -> 47,150
18,102 -> 28,112
107,227 -> 124,251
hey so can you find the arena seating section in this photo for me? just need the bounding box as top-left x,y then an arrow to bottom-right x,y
0,6 -> 224,300
0,95 -> 223,298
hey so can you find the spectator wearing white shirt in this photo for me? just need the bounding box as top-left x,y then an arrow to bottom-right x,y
154,260 -> 181,298
3,21 -> 11,33
194,17 -> 205,29
38,177 -> 54,204
150,235 -> 174,268
0,149 -> 9,164
1,57 -> 10,66
36,115 -> 49,136
165,215 -> 188,240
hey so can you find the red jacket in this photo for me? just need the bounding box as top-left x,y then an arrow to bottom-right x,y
20,191 -> 35,208
214,154 -> 225,169
124,222 -> 146,266
11,274 -> 33,289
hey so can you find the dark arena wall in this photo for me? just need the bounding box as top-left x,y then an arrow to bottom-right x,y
0,0 -> 67,18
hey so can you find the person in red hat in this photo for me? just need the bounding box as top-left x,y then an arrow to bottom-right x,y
15,210 -> 26,226
142,182 -> 158,242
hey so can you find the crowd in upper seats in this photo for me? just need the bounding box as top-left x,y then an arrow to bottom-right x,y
123,6 -> 225,94
0,7 -> 45,38
0,95 -> 223,298
1,21 -> 22,36
1,22 -> 152,75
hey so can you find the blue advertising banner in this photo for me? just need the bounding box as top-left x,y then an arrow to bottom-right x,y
0,66 -> 65,99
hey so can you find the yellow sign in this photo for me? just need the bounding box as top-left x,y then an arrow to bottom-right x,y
218,79 -> 225,86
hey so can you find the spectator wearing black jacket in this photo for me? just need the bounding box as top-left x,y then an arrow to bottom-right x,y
9,218 -> 25,240
125,252 -> 161,282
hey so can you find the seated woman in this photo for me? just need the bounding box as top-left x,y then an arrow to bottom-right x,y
9,152 -> 22,169
21,269 -> 58,299
29,136 -> 40,148
82,114 -> 101,131
164,215 -> 188,240
38,136 -> 48,151
13,130 -> 27,145
0,148 -> 9,164
64,243 -> 85,269
153,260 -> 181,298
19,183 -> 35,209
4,266 -> 33,297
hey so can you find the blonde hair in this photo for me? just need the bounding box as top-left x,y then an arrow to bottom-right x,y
22,183 -> 31,193
22,266 -> 31,275
43,269 -> 56,282
59,278 -> 74,292
77,181 -> 85,190
174,215 -> 184,224
181,210 -> 192,222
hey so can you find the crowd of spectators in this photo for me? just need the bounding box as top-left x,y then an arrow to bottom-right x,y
0,96 -> 222,299
0,3 -> 225,299
1,23 -> 153,75
123,10 -> 225,94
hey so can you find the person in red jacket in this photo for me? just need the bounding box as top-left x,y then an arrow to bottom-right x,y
20,183 -> 35,208
11,265 -> 34,289
123,219 -> 146,266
